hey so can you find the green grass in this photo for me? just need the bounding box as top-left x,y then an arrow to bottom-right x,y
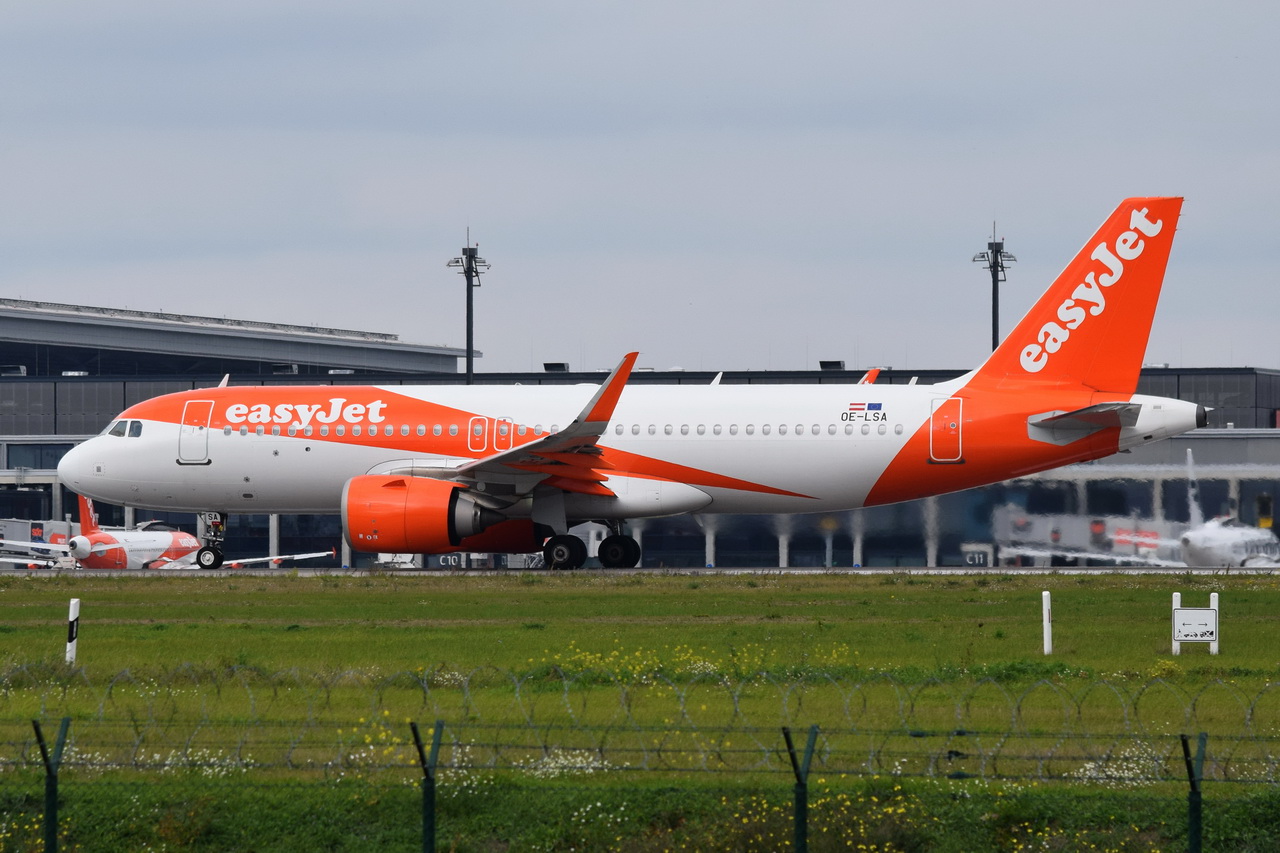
2,571 -> 1275,679
2,570 -> 1278,850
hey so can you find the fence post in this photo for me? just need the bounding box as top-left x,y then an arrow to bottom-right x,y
782,725 -> 819,853
33,717 -> 71,853
411,720 -> 444,853
1180,732 -> 1207,853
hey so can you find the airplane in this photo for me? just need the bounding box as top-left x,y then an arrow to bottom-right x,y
0,493 -> 334,570
56,197 -> 1206,569
996,450 -> 1280,569
1178,450 -> 1280,568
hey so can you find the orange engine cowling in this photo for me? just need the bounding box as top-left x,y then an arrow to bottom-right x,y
342,475 -> 506,554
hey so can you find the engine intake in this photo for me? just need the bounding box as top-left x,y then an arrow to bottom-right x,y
342,475 -> 505,554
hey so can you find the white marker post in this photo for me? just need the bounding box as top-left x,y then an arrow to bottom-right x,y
1042,591 -> 1052,655
66,598 -> 80,665
1172,592 -> 1219,656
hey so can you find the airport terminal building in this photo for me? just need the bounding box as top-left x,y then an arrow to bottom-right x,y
4,297 -> 1280,568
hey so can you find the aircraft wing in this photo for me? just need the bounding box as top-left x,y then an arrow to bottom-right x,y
452,351 -> 639,497
0,554 -> 57,568
1001,545 -> 1185,568
0,538 -> 70,553
226,549 -> 337,569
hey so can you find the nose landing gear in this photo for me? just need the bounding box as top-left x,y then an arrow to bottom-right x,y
196,511 -> 227,570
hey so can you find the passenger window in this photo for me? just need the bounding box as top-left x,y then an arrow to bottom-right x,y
697,425 -> 706,435
895,424 -> 904,435
746,425 -> 754,435
844,424 -> 853,435
386,425 -> 395,437
729,425 -> 738,435
861,424 -> 870,435
241,426 -> 249,436
352,425 -> 362,436
631,424 -> 640,435
287,426 -> 298,436
223,426 -> 232,436
449,425 -> 459,436
827,424 -> 836,435
779,425 -> 788,435
417,425 -> 426,436
518,425 -> 527,436
813,424 -> 821,435
433,425 -> 442,436
665,425 -> 673,436
401,425 -> 410,437
256,426 -> 265,436
794,424 -> 803,435
107,421 -> 127,437
272,426 -> 281,436
304,426 -> 314,436
762,424 -> 771,435
878,423 -> 887,435
615,424 -> 623,435
679,425 -> 687,435
648,425 -> 657,435
712,425 -> 720,435
336,425 -> 345,436
319,426 -> 328,436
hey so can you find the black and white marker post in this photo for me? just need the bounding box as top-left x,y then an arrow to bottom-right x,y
65,598 -> 80,665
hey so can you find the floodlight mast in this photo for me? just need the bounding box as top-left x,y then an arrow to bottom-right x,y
446,239 -> 490,385
971,223 -> 1016,352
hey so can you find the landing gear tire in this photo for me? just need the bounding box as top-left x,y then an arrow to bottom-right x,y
544,535 -> 587,570
598,534 -> 641,568
196,546 -> 224,570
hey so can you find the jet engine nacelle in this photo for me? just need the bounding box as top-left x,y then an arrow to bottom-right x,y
67,536 -> 95,561
342,475 -> 505,554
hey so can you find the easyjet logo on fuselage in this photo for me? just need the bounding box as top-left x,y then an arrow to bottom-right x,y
1019,208 -> 1164,374
223,398 -> 389,427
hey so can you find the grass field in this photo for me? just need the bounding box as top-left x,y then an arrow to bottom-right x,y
1,570 -> 1275,679
2,569 -> 1279,851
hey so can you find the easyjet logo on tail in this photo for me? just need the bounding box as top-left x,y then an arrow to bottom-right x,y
1019,208 -> 1164,374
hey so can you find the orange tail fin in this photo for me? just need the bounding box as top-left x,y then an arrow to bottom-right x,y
77,494 -> 101,535
973,197 -> 1183,394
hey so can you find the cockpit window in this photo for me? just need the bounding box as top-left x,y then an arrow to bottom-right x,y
106,420 -> 127,437
128,421 -> 143,438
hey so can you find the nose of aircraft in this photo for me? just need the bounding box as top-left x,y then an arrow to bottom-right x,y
57,440 -> 95,492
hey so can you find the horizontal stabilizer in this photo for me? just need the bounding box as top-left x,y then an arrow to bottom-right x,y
1027,402 -> 1141,445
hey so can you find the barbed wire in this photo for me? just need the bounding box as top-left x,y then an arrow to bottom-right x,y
3,665 -> 1280,787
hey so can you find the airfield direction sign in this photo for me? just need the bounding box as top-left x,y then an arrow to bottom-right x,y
1172,592 -> 1219,655
1173,608 -> 1217,642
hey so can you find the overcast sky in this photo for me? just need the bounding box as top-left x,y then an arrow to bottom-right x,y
2,3 -> 1276,374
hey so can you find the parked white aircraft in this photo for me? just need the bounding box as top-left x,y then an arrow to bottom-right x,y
1178,450 -> 1280,568
57,197 -> 1205,568
996,449 -> 1279,569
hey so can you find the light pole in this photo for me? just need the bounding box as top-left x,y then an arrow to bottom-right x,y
972,225 -> 1016,351
447,241 -> 489,384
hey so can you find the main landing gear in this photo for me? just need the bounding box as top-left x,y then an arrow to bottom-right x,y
542,526 -> 642,570
196,511 -> 227,570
